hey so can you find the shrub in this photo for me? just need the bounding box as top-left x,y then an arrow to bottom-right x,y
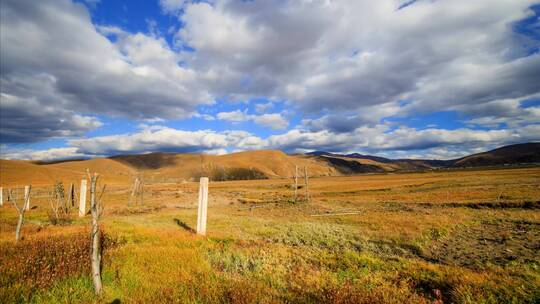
193,166 -> 268,181
47,182 -> 75,225
0,229 -> 114,303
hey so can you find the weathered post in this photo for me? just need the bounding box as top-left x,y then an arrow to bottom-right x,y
69,183 -> 75,207
79,179 -> 87,217
87,171 -> 103,295
304,166 -> 310,203
0,187 -> 3,206
14,185 -> 31,242
294,165 -> 298,202
197,177 -> 209,236
129,177 -> 139,206
139,178 -> 144,205
24,185 -> 31,210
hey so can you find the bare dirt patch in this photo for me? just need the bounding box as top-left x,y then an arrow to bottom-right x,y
109,205 -> 166,216
434,200 -> 540,209
424,219 -> 540,269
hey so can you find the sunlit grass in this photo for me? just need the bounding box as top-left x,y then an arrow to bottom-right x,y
1,167 -> 539,303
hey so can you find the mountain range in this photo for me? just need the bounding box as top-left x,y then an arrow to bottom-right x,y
308,142 -> 540,171
0,143 -> 538,186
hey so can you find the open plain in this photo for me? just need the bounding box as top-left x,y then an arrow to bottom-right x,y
1,163 -> 539,303
2,1 -> 540,303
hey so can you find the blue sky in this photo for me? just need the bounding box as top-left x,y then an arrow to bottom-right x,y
1,0 -> 539,161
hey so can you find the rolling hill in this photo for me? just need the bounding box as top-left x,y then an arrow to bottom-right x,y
0,158 -> 135,186
112,150 -> 338,182
451,143 -> 540,167
0,143 -> 538,186
306,143 -> 540,172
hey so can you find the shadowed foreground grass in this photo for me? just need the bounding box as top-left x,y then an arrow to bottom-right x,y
1,167 -> 540,303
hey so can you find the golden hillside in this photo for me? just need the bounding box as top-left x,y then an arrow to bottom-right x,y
1,150 -> 340,186
114,150 -> 338,182
0,158 -> 135,187
0,149 -> 445,187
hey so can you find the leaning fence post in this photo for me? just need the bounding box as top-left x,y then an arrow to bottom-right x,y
197,177 -> 209,235
79,179 -> 87,217
24,186 -> 31,210
14,185 -> 31,242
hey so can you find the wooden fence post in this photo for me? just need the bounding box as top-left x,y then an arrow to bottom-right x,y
0,187 -> 3,207
304,167 -> 310,203
24,186 -> 31,210
139,178 -> 144,206
294,166 -> 298,202
69,183 -> 75,207
79,179 -> 87,217
14,185 -> 31,242
197,177 -> 209,235
86,169 -> 104,295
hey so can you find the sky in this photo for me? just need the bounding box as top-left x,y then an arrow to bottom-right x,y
0,0 -> 539,161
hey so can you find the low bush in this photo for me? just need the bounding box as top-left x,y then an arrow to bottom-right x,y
0,229 -> 114,303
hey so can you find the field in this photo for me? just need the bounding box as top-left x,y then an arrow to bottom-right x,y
1,167 -> 540,303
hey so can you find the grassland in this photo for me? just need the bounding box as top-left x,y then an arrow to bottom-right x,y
1,167 -> 540,303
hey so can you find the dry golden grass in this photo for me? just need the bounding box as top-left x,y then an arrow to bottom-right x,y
0,158 -> 134,186
0,166 -> 539,303
0,149 -> 369,187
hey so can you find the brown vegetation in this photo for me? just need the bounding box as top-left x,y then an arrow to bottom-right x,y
0,165 -> 539,303
0,230 -> 91,302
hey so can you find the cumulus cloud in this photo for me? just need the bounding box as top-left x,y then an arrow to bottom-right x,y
266,124 -> 540,157
67,125 -> 266,156
1,147 -> 89,161
455,95 -> 540,128
255,102 -> 274,113
192,113 -> 216,121
175,0 -> 540,116
0,0 -> 211,142
216,110 -> 249,123
0,93 -> 102,143
217,110 -> 288,130
302,102 -> 402,133
3,123 -> 539,161
1,0 -> 539,158
159,0 -> 190,14
252,114 -> 288,130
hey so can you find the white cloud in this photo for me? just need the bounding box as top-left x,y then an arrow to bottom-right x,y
216,110 -> 249,122
1,0 -> 539,157
1,147 -> 89,161
266,124 -> 540,156
252,113 -> 288,130
159,0 -> 190,14
255,102 -> 273,113
302,102 -> 402,133
193,113 -> 216,121
0,93 -> 102,143
3,123 -> 539,161
176,0 -> 539,118
67,126 -> 266,156
456,95 -> 540,128
216,110 -> 288,130
0,0 -> 212,142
